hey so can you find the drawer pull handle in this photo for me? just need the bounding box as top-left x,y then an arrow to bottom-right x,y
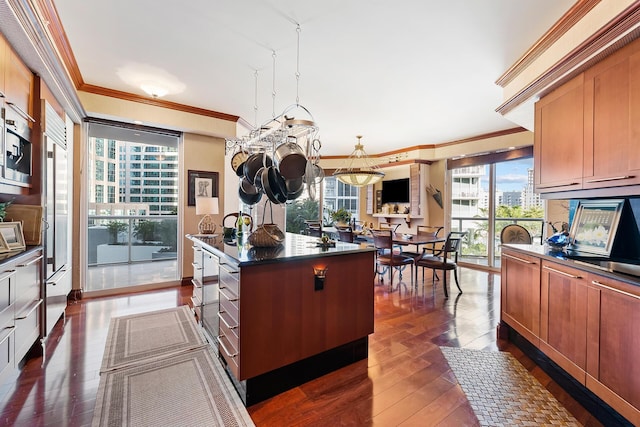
585,175 -> 633,183
503,254 -> 535,264
543,265 -> 581,279
17,255 -> 44,267
0,269 -> 16,281
216,335 -> 238,358
192,246 -> 202,251
0,326 -> 15,345
591,281 -> 640,300
6,101 -> 36,122
536,182 -> 579,189
218,312 -> 238,330
191,279 -> 202,289
219,288 -> 239,302
15,299 -> 43,320
191,262 -> 202,270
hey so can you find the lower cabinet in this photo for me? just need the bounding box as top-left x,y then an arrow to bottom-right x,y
0,249 -> 43,386
501,249 -> 541,346
540,260 -> 589,383
501,249 -> 640,425
586,273 -> 640,425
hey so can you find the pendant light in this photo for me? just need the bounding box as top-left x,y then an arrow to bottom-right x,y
333,136 -> 384,187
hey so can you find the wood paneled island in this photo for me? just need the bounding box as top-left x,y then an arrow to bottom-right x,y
187,232 -> 376,406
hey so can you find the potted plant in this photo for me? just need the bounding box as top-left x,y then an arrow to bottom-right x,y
330,207 -> 352,227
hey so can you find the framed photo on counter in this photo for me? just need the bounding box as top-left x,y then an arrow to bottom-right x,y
569,199 -> 624,256
0,221 -> 26,251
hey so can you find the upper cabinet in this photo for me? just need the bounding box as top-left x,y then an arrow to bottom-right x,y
534,74 -> 584,193
535,37 -> 640,195
582,39 -> 640,189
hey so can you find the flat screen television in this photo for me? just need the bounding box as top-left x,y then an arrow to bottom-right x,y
381,178 -> 410,204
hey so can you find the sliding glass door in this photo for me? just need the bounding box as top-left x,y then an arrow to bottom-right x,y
449,150 -> 544,270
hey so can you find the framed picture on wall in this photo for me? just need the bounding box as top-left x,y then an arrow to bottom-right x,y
569,199 -> 624,256
188,170 -> 219,206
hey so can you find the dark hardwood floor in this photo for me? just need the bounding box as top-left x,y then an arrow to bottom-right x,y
0,268 -> 603,426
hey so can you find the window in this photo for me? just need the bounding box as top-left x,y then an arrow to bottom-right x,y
95,185 -> 104,203
95,160 -> 104,181
107,186 -> 116,203
107,163 -> 116,182
95,139 -> 104,157
108,140 -> 117,159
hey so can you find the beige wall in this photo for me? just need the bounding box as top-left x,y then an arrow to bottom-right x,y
182,133 -> 226,277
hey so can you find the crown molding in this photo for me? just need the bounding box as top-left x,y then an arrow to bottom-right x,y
497,1 -> 640,116
496,0 -> 600,87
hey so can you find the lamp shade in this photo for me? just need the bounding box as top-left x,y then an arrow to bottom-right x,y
195,197 -> 219,215
332,136 -> 384,187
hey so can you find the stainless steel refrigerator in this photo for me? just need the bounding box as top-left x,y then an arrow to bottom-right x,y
42,100 -> 71,338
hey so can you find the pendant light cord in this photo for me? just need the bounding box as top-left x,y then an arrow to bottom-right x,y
295,24 -> 301,105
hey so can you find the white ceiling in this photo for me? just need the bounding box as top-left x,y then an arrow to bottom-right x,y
53,0 -> 575,155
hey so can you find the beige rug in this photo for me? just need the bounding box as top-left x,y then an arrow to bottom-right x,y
92,346 -> 254,427
100,305 -> 207,373
94,305 -> 254,427
440,347 -> 580,426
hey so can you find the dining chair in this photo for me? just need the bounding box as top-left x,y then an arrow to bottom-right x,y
400,225 -> 444,280
415,231 -> 466,298
337,226 -> 355,243
371,229 -> 414,290
304,220 -> 322,237
379,223 -> 401,233
500,224 -> 532,244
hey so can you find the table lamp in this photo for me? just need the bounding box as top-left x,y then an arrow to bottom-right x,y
195,196 -> 219,234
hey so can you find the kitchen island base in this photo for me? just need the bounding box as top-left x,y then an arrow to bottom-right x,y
221,336 -> 368,406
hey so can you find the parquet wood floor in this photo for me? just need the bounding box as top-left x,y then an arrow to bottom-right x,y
0,269 -> 602,426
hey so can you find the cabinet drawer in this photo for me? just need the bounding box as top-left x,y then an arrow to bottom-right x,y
14,299 -> 41,363
0,270 -> 16,329
219,288 -> 239,320
219,264 -> 239,295
192,279 -> 202,306
0,327 -> 15,383
218,311 -> 239,351
218,334 -> 239,379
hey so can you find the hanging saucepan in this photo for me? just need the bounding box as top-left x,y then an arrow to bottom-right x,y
253,167 -> 266,192
244,153 -> 273,185
285,177 -> 304,200
238,181 -> 262,205
262,166 -> 288,204
274,137 -> 307,179
240,176 -> 259,195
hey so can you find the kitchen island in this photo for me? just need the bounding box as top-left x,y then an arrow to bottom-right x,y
187,232 -> 376,406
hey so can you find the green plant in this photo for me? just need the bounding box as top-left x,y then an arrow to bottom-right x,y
106,221 -> 128,244
133,220 -> 157,243
0,199 -> 14,221
156,219 -> 177,250
330,207 -> 352,225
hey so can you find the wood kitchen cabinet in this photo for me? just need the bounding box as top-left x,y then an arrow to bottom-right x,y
540,260 -> 588,384
582,38 -> 640,189
586,273 -> 640,425
409,163 -> 420,216
4,46 -> 34,122
534,74 -> 584,193
500,248 -> 541,346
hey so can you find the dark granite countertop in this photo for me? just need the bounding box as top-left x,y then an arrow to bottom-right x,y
502,243 -> 640,287
187,232 -> 375,266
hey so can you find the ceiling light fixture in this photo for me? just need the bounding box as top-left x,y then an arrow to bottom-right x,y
333,135 -> 384,187
140,82 -> 168,98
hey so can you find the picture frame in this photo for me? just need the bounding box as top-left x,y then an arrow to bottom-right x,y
569,199 -> 624,256
188,170 -> 218,206
0,221 -> 26,251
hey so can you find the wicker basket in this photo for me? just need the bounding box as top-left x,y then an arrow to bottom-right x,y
248,203 -> 285,247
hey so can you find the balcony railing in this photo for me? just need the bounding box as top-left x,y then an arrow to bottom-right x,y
451,216 -> 545,265
88,215 -> 177,266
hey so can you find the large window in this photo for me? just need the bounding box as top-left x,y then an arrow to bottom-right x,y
449,147 -> 543,269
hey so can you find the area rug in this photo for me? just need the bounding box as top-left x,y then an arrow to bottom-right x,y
100,305 -> 207,373
440,347 -> 580,426
92,346 -> 254,427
